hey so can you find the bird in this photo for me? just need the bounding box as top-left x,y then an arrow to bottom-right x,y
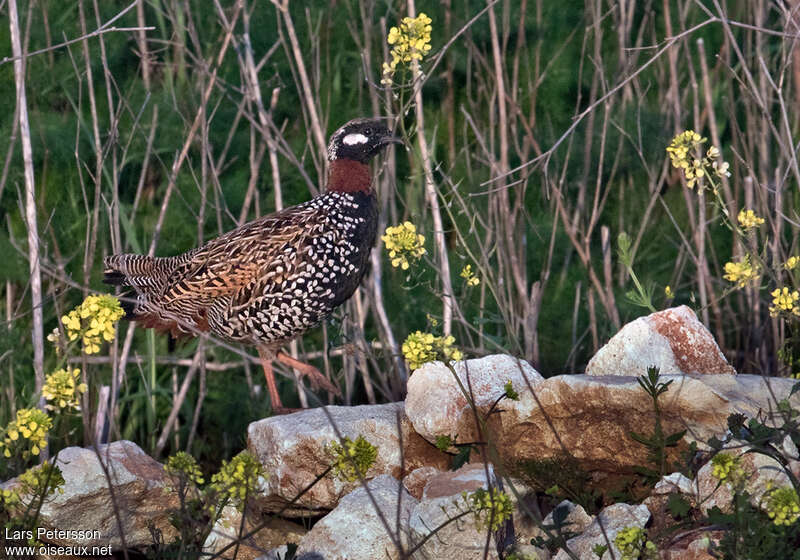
103,118 -> 401,412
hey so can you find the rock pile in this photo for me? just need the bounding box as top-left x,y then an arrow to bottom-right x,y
5,306 -> 799,559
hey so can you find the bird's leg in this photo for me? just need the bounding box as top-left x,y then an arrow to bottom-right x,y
275,351 -> 341,398
257,347 -> 286,413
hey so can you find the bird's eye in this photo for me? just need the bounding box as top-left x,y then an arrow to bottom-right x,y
364,128 -> 373,136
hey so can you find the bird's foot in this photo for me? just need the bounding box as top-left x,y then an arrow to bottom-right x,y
276,351 -> 341,397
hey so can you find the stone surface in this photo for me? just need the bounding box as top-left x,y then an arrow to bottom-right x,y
586,306 -> 735,376
203,505 -> 306,560
491,373 -> 799,472
661,530 -> 723,560
2,440 -> 177,549
406,354 -> 544,444
295,475 -> 415,560
695,440 -> 800,515
402,466 -> 441,500
408,463 -> 500,559
653,472 -> 696,497
247,402 -> 448,515
553,503 -> 651,560
527,500 -> 593,545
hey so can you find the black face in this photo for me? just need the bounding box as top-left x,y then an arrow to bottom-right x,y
328,118 -> 402,163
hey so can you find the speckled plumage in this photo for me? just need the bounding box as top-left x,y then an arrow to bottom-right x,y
105,189 -> 377,345
103,118 -> 399,411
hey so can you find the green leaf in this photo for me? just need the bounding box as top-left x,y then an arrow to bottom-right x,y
664,430 -> 687,446
667,494 -> 691,520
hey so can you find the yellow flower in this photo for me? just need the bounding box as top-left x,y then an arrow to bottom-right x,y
402,331 -> 463,370
737,209 -> 765,230
463,488 -> 514,532
723,256 -> 759,288
327,435 -> 378,482
382,222 -> 426,270
711,452 -> 746,487
42,368 -> 87,411
769,287 -> 800,317
165,451 -> 205,486
59,295 -> 125,355
614,526 -> 658,560
664,285 -> 674,298
666,131 -> 730,188
460,264 -> 480,287
763,486 -> 800,526
0,408 -> 52,458
210,452 -> 265,512
381,13 -> 433,85
784,256 -> 800,271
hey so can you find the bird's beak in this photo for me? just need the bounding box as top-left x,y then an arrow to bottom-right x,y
379,134 -> 404,147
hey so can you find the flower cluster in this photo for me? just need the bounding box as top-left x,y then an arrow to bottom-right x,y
381,13 -> 432,85
614,526 -> 658,560
763,486 -> 800,526
382,222 -> 426,270
504,380 -> 519,401
769,287 -> 800,318
711,452 -> 746,487
42,368 -> 87,411
460,264 -> 480,287
785,256 -> 800,271
56,295 -> 125,354
210,452 -> 265,512
327,435 -> 378,482
737,209 -> 765,231
723,256 -> 760,288
0,461 -> 64,515
666,130 -> 729,189
463,488 -> 514,531
0,408 -> 52,458
402,331 -> 463,370
165,451 -> 205,486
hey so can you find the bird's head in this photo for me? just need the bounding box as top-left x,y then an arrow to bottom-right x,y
327,118 -> 402,163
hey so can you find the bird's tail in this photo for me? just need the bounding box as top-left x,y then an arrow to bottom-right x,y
103,253 -> 175,319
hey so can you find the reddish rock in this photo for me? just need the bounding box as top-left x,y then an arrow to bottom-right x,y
586,306 -> 735,376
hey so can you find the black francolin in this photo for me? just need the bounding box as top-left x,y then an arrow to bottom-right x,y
104,118 -> 401,412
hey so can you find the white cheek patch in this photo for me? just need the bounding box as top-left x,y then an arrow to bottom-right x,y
343,133 -> 369,146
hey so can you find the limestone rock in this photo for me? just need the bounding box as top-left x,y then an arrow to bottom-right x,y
695,440 -> 800,515
553,503 -> 651,560
409,463 -> 501,559
586,306 -> 735,376
203,505 -> 306,560
402,466 -> 441,500
247,402 -> 448,515
527,500 -> 593,545
491,373 -> 799,472
2,440 -> 177,549
295,475 -> 415,560
406,354 -> 544,444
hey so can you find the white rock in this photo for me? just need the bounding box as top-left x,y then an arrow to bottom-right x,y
247,402 -> 448,515
409,463 -> 501,559
406,354 -> 544,444
553,503 -> 651,560
295,474 -> 415,560
1,441 -> 177,549
695,440 -> 800,515
203,505 -> 306,560
653,472 -> 696,497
